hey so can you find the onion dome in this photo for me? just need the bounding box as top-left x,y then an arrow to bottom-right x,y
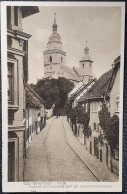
49,13 -> 61,43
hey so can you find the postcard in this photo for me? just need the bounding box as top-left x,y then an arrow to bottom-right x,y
1,1 -> 125,192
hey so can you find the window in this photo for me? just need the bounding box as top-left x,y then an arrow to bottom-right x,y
83,64 -> 84,68
49,56 -> 52,62
93,123 -> 96,130
116,96 -> 119,112
14,6 -> 18,26
91,102 -> 94,111
61,57 -> 63,63
7,7 -> 11,28
8,63 -> 14,104
94,102 -> 97,111
114,149 -> 119,160
86,103 -> 88,112
97,123 -> 99,132
90,63 -> 91,68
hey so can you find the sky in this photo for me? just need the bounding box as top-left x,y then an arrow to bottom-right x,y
22,6 -> 121,84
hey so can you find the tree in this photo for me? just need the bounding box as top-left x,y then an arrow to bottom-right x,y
66,103 -> 90,137
57,77 -> 74,107
30,77 -> 74,109
98,103 -> 119,149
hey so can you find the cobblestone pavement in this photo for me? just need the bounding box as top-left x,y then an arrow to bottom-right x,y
24,116 -> 98,182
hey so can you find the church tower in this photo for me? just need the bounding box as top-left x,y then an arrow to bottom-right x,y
74,42 -> 94,85
43,14 -> 66,79
79,41 -> 93,71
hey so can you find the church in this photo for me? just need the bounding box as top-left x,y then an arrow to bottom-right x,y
43,14 -> 95,86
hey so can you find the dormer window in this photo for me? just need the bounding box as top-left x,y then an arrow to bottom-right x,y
14,6 -> 18,26
49,56 -> 52,62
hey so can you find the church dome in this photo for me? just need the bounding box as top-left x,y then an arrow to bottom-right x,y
49,32 -> 61,42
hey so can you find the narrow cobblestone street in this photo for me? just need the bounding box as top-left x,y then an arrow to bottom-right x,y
24,117 -> 98,182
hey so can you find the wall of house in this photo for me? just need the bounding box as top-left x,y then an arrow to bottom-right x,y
109,68 -> 120,117
26,107 -> 45,150
108,67 -> 120,175
85,100 -> 112,169
8,6 -> 30,182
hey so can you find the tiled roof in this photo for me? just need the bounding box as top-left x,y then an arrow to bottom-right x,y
60,65 -> 80,82
26,83 -> 44,109
78,69 -> 113,102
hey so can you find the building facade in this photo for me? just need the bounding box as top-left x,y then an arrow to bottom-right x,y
77,56 -> 120,175
26,84 -> 45,150
7,6 -> 39,181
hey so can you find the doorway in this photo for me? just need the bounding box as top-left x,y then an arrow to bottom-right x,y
8,141 -> 15,181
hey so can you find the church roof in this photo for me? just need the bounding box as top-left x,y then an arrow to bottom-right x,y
49,32 -> 61,43
60,65 -> 80,82
80,54 -> 92,62
73,67 -> 94,77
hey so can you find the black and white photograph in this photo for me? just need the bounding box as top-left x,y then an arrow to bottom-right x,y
1,1 -> 125,192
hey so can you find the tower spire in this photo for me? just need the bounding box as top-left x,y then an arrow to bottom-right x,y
52,13 -> 57,32
84,41 -> 89,54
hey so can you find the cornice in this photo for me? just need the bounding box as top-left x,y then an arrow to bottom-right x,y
8,47 -> 26,56
43,49 -> 66,56
7,29 -> 32,40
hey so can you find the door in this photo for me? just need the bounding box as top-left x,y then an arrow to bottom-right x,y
100,149 -> 102,162
90,142 -> 92,154
94,137 -> 98,156
106,144 -> 108,166
8,141 -> 15,181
